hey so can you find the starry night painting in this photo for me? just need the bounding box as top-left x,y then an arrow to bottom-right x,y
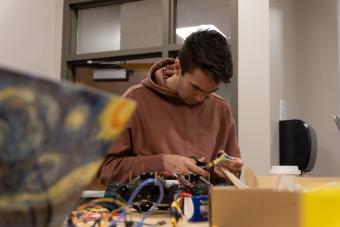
0,67 -> 136,226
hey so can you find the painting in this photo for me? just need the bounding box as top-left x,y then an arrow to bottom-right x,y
0,67 -> 136,226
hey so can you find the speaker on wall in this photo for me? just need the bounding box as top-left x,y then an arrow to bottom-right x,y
279,119 -> 317,172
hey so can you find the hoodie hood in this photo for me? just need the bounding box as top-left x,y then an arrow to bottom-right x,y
142,58 -> 180,99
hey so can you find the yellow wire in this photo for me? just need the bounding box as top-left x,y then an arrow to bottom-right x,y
77,197 -> 128,210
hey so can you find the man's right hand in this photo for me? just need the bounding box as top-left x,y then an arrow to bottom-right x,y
154,59 -> 175,78
163,154 -> 208,177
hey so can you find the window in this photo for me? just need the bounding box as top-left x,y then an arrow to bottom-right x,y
176,0 -> 231,44
76,0 -> 162,54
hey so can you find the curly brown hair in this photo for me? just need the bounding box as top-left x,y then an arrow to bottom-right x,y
178,29 -> 233,84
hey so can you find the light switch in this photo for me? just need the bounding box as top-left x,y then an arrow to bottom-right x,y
280,99 -> 287,120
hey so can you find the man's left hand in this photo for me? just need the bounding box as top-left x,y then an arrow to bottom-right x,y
214,150 -> 243,178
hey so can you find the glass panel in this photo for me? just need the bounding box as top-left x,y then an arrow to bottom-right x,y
120,0 -> 162,49
77,5 -> 121,54
176,0 -> 231,44
76,0 -> 162,54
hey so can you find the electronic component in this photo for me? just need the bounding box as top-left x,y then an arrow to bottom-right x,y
183,195 -> 208,222
104,172 -> 211,211
205,153 -> 233,169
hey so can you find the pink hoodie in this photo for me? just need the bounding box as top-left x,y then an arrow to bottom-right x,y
98,58 -> 240,184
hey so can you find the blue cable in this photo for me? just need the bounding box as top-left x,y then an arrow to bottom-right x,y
109,178 -> 164,227
137,179 -> 164,227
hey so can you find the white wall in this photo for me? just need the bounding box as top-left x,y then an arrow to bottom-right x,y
269,0 -> 299,165
270,0 -> 340,176
238,0 -> 271,176
296,0 -> 340,176
0,0 -> 63,80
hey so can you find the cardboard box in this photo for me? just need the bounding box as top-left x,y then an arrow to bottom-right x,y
209,175 -> 340,227
252,175 -> 340,189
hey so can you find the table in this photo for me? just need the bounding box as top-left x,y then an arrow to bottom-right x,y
66,208 -> 208,227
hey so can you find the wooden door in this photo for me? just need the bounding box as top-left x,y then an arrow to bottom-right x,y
74,62 -> 154,96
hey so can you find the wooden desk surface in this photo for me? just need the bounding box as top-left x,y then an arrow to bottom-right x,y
69,186 -> 209,227
126,209 -> 208,227
68,209 -> 209,227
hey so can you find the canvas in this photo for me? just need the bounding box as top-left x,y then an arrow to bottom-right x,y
0,68 -> 136,226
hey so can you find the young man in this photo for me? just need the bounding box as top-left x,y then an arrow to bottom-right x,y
98,29 -> 243,184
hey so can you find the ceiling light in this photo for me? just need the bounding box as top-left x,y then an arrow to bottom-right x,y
176,24 -> 227,40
